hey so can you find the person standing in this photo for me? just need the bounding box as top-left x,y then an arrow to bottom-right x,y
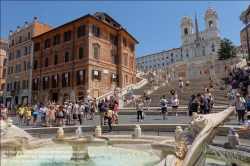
209,81 -> 214,98
98,99 -> 107,126
33,103 -> 39,126
72,101 -> 78,125
77,102 -> 84,125
171,95 -> 179,116
168,77 -> 172,86
136,99 -> 144,121
25,104 -> 32,126
17,104 -> 25,126
39,103 -> 47,127
197,93 -> 209,114
144,94 -> 151,110
179,80 -> 184,92
105,108 -> 113,132
186,80 -> 190,90
159,95 -> 168,120
187,94 -> 199,117
170,88 -> 175,100
0,104 -> 8,120
131,94 -> 136,108
231,93 -> 246,125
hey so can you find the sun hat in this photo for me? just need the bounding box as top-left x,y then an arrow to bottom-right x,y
236,93 -> 240,96
244,112 -> 250,120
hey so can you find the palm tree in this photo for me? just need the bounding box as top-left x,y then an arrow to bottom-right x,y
239,10 -> 250,60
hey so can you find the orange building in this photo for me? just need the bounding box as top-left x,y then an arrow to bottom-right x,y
0,39 -> 8,103
4,17 -> 53,107
32,12 -> 138,103
240,5 -> 250,55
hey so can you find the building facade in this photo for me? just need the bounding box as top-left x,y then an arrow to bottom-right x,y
0,39 -> 8,103
240,24 -> 250,55
136,6 -> 221,69
31,12 -> 138,104
4,17 -> 53,107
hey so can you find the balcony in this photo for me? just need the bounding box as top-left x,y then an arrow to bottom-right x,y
10,90 -> 19,94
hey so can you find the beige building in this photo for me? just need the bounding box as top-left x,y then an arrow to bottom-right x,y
0,39 -> 8,103
4,17 -> 53,107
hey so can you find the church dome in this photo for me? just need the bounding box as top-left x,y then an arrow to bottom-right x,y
181,14 -> 192,24
205,6 -> 218,18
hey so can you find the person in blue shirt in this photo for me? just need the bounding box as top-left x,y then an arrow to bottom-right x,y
197,93 -> 209,114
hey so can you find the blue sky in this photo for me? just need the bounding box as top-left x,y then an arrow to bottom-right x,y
1,1 -> 248,57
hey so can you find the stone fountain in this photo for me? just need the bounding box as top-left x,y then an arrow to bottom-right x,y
52,127 -> 107,162
151,107 -> 236,166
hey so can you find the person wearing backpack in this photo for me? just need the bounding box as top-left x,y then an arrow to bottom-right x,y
159,95 -> 168,120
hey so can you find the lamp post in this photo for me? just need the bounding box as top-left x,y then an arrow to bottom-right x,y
230,50 -> 233,65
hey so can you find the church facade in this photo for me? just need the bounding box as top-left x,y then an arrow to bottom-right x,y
136,6 -> 221,69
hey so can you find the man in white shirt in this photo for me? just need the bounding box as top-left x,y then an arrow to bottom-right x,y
72,101 -> 78,125
231,93 -> 246,125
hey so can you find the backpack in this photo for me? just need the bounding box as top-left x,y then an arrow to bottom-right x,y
161,99 -> 166,106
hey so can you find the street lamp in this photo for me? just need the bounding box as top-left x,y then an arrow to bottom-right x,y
230,50 -> 232,65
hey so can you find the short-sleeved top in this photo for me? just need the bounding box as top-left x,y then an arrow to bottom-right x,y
200,97 -> 208,110
18,107 -> 25,115
145,96 -> 151,100
40,107 -> 47,114
78,105 -> 85,114
171,99 -> 179,106
232,97 -> 246,110
170,90 -> 175,96
159,99 -> 168,108
26,110 -> 31,116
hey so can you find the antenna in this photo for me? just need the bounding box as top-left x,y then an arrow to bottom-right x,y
46,3 -> 49,24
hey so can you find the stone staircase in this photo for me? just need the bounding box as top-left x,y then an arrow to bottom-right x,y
124,74 -> 230,107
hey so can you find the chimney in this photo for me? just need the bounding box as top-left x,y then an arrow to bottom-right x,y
9,30 -> 13,36
25,22 -> 28,28
34,17 -> 37,22
17,26 -> 20,32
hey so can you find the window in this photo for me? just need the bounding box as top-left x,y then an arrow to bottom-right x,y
54,54 -> 58,65
52,75 -> 59,88
94,47 -> 99,60
27,32 -> 31,40
7,82 -> 12,91
171,53 -> 173,57
79,47 -> 84,59
111,74 -> 118,83
22,79 -> 28,89
62,72 -> 70,87
211,43 -> 215,52
16,50 -> 20,58
132,77 -> 134,84
25,46 -> 30,55
45,57 -> 49,67
43,76 -> 49,89
77,25 -> 85,38
8,66 -> 13,75
92,70 -> 101,80
34,42 -> 40,52
64,30 -> 71,42
54,34 -> 60,45
11,39 -> 14,46
130,43 -> 134,52
110,34 -> 118,45
112,54 -> 118,64
3,58 -> 7,67
24,61 -> 30,71
184,28 -> 188,35
8,52 -> 14,61
162,63 -> 164,66
2,69 -> 6,78
125,75 -> 128,83
93,26 -> 100,37
124,56 -> 127,66
171,58 -> 174,63
65,51 -> 69,63
32,78 -> 38,91
1,83 -> 5,90
105,17 -> 110,23
14,81 -> 20,90
16,64 -> 21,73
19,36 -> 22,43
123,38 -> 127,47
130,59 -> 134,69
76,70 -> 85,86
33,60 -> 38,70
44,38 -> 50,49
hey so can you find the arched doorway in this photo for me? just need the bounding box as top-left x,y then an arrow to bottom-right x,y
14,96 -> 18,105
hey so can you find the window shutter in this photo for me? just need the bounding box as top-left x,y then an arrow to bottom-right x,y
92,70 -> 94,80
110,74 -> 113,83
22,80 -> 25,89
116,74 -> 119,83
98,70 -> 101,80
97,28 -> 100,37
83,70 -> 85,85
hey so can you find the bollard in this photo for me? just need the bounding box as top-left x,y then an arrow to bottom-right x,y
95,126 -> 102,137
57,127 -> 64,138
175,126 -> 183,141
134,125 -> 141,138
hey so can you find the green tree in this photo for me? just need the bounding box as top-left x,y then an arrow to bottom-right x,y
239,10 -> 250,60
217,38 -> 237,60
